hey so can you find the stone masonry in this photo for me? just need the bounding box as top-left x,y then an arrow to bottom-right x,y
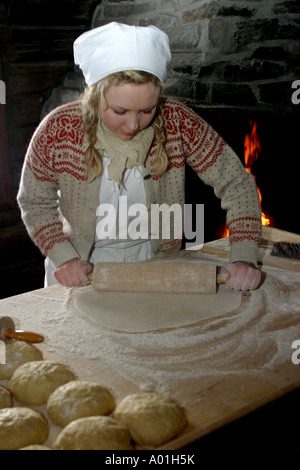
42,0 -> 300,115
46,0 -> 300,111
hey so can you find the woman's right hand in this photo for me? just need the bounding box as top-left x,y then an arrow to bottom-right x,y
54,259 -> 93,287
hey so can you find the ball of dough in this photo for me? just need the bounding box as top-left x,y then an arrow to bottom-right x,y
0,340 -> 43,380
0,385 -> 13,409
113,393 -> 187,447
19,445 -> 53,450
55,416 -> 133,450
9,360 -> 77,405
47,380 -> 116,427
0,407 -> 49,450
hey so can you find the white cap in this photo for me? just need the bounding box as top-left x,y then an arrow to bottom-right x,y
73,22 -> 172,86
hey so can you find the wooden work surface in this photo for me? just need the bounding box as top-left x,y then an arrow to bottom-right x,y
0,228 -> 300,450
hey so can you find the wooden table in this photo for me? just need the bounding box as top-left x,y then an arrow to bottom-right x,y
1,227 -> 299,451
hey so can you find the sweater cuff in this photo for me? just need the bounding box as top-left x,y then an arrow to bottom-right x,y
47,241 -> 80,268
230,240 -> 258,266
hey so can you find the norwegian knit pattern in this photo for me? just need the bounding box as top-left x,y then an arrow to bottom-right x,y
17,98 -> 261,268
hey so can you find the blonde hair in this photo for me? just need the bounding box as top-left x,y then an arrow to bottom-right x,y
81,70 -> 168,178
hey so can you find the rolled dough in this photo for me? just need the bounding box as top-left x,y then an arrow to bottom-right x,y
73,284 -> 241,333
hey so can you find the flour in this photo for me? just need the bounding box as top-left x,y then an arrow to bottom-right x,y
1,269 -> 299,395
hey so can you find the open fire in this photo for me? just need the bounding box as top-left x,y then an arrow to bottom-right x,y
244,121 -> 272,227
222,120 -> 273,238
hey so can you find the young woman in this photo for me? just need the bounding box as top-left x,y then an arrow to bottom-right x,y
17,22 -> 262,291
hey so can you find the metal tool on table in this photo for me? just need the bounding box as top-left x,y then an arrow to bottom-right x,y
0,316 -> 44,343
271,242 -> 300,259
88,262 -> 226,294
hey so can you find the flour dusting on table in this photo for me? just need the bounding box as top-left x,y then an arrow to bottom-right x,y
2,267 -> 299,395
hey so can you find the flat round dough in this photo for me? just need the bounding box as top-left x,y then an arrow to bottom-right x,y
73,284 -> 241,333
0,407 -> 49,450
113,393 -> 187,446
9,360 -> 77,405
0,385 -> 13,409
47,380 -> 116,427
0,340 -> 43,380
55,416 -> 133,450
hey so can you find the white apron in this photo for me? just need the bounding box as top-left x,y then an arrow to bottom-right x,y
44,156 -> 150,286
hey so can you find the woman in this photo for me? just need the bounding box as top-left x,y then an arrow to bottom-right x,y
17,22 -> 262,291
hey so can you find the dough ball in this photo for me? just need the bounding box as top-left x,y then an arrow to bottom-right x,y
0,340 -> 43,380
55,416 -> 133,450
0,407 -> 49,450
9,360 -> 77,405
113,393 -> 187,447
47,380 -> 116,427
0,385 -> 13,409
19,445 -> 53,450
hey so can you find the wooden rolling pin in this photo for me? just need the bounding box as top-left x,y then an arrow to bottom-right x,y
0,316 -> 44,343
88,262 -> 226,294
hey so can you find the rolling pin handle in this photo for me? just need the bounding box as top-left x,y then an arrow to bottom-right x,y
217,273 -> 226,285
3,329 -> 44,343
0,316 -> 44,343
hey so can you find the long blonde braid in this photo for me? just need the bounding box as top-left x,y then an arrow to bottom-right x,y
81,71 -> 168,178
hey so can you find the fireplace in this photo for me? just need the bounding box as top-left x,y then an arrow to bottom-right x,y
184,104 -> 299,241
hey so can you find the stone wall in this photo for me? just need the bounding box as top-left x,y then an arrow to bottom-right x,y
0,0 -> 99,200
42,1 -> 300,113
91,0 -> 300,110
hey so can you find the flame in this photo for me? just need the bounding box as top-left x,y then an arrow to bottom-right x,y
222,120 -> 272,238
244,120 -> 272,226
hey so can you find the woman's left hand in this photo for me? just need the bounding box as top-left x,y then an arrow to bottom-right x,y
220,261 -> 261,291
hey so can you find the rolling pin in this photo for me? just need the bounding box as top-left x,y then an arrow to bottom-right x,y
0,316 -> 44,343
88,262 -> 226,294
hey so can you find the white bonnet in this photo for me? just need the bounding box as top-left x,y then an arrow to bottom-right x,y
73,22 -> 172,86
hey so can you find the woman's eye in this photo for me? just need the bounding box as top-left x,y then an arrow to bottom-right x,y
112,108 -> 155,115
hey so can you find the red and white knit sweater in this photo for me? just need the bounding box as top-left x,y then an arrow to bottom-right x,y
17,97 -> 262,268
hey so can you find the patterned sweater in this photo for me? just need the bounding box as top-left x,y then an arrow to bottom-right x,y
17,97 -> 262,268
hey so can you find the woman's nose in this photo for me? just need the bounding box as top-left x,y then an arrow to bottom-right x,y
126,113 -> 139,130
